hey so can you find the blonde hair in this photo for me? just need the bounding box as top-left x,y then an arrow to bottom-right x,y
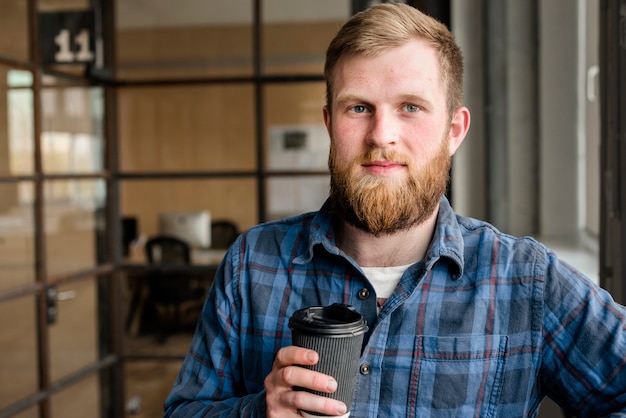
324,3 -> 464,116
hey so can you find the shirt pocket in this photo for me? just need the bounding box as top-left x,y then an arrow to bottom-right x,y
407,335 -> 508,418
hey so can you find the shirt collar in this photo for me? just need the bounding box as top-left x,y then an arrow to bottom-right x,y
426,196 -> 465,279
294,196 -> 465,279
293,199 -> 340,265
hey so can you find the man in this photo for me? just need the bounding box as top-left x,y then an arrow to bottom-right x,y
164,3 -> 626,417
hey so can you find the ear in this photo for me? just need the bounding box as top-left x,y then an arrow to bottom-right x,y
323,105 -> 331,135
447,106 -> 471,155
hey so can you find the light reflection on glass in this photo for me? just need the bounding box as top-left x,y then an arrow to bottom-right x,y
41,86 -> 104,173
6,69 -> 34,175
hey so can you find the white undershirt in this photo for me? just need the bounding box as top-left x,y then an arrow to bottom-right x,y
361,264 -> 412,313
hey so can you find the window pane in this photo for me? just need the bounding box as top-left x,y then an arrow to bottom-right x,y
41,82 -> 105,174
116,0 -> 253,80
50,373 -> 100,418
0,0 -> 29,62
262,0 -> 351,75
7,406 -> 39,418
126,360 -> 182,417
0,296 -> 38,410
44,179 -> 106,276
49,278 -> 99,381
118,84 -> 255,172
264,82 -> 328,171
1,66 -> 35,176
121,178 -> 257,239
0,182 -> 36,292
267,175 -> 329,221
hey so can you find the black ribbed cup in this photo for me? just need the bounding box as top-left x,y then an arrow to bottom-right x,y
289,304 -> 368,417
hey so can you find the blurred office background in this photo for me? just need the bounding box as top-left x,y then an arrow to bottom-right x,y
0,0 -> 624,416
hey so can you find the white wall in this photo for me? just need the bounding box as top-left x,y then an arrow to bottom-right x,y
452,0 -> 598,243
538,0 -> 581,239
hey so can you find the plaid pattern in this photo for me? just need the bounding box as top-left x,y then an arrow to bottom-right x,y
164,197 -> 626,417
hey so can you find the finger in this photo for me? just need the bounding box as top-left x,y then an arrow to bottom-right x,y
286,390 -> 348,417
282,366 -> 338,394
274,346 -> 319,368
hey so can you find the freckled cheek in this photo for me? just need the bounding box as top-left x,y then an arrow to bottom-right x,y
407,126 -> 445,154
333,119 -> 360,138
332,122 -> 363,148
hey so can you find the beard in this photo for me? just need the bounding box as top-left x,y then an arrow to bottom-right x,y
329,140 -> 451,236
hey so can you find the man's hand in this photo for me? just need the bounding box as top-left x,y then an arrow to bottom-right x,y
264,346 -> 348,417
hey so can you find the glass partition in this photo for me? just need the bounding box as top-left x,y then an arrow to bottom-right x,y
9,407 -> 38,418
263,82 -> 328,172
120,178 -> 257,244
118,84 -> 256,173
1,66 -> 34,176
267,175 -> 329,221
262,0 -> 350,75
44,179 -> 106,276
0,295 -> 38,410
0,0 -> 29,63
49,277 -> 99,381
40,80 -> 104,174
116,0 -> 253,80
125,361 -> 182,417
0,182 -> 36,292
50,374 -> 101,418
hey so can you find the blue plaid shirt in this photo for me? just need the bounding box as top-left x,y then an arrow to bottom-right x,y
164,197 -> 626,417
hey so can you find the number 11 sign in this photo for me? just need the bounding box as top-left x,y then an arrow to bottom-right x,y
39,10 -> 96,65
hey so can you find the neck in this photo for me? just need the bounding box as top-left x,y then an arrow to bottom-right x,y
336,204 -> 439,267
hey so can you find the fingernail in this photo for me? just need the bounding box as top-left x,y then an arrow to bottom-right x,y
336,402 -> 347,414
327,379 -> 337,392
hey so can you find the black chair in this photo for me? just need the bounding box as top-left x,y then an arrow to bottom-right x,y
145,235 -> 190,265
211,220 -> 239,249
144,235 -> 206,342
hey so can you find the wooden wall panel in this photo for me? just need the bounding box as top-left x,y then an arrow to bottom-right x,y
262,22 -> 339,74
116,25 -> 254,79
264,82 -> 326,126
116,22 -> 340,79
0,0 -> 28,62
118,84 -> 256,172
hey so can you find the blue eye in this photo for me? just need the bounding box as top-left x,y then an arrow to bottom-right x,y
352,105 -> 368,113
404,104 -> 419,112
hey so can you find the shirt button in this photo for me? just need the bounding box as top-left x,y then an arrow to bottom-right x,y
359,363 -> 371,375
358,288 -> 370,300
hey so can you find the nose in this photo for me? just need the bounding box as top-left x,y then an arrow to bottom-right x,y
365,109 -> 399,148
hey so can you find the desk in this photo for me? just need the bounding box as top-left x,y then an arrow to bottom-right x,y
123,244 -> 226,337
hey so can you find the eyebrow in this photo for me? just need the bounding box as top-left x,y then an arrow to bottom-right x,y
335,92 -> 433,109
334,93 -> 364,105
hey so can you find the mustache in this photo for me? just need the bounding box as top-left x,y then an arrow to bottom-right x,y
354,149 -> 411,166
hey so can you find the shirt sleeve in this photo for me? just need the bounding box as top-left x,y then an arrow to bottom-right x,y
540,250 -> 626,416
163,245 -> 268,418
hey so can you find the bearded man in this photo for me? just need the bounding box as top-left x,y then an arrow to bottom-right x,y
165,4 -> 626,417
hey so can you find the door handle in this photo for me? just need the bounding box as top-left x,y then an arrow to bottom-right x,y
45,286 -> 78,325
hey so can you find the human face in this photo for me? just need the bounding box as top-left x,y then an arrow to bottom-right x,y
324,39 -> 468,235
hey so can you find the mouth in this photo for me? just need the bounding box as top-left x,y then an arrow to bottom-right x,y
362,159 -> 405,167
361,160 -> 407,175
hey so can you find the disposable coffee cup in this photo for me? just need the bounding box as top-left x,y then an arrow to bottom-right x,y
288,303 -> 368,418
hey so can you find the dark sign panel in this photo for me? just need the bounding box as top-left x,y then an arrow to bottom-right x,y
39,10 -> 96,65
